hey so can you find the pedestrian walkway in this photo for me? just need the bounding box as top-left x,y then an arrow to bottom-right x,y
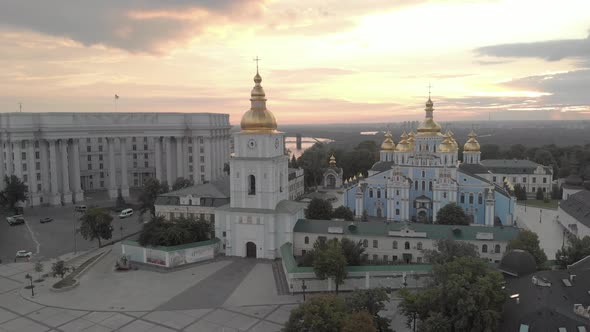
515,205 -> 563,259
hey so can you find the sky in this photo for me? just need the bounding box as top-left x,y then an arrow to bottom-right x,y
0,0 -> 589,125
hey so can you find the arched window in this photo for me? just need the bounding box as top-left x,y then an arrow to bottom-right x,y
460,193 -> 465,203
417,242 -> 423,250
393,241 -> 398,249
404,241 -> 410,250
414,181 -> 418,190
469,193 -> 474,204
421,181 -> 426,191
494,244 -> 501,253
304,236 -> 309,244
443,192 -> 447,199
478,193 -> 483,204
369,189 -> 373,198
433,145 -> 437,152
377,189 -> 381,198
395,208 -> 400,215
188,199 -> 192,205
422,170 -> 426,177
363,239 -> 368,248
429,181 -> 433,191
482,244 -> 488,253
248,175 -> 256,195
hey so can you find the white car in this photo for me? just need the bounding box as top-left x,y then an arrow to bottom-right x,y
16,250 -> 32,258
119,208 -> 134,219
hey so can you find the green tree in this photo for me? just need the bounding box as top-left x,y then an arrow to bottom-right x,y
399,257 -> 507,332
556,235 -> 590,268
298,143 -> 329,189
283,295 -> 348,332
345,288 -> 391,332
506,144 -> 527,159
172,177 -> 193,191
341,238 -> 366,266
34,262 -> 44,282
313,239 -> 348,294
305,198 -> 333,220
535,187 -> 544,200
342,311 -> 377,332
513,184 -> 527,201
480,144 -> 501,159
435,203 -> 469,225
138,178 -> 169,217
290,154 -> 298,168
0,175 -> 28,214
332,206 -> 354,221
79,208 -> 114,247
507,230 -> 547,266
138,215 -> 212,247
223,163 -> 230,175
51,260 -> 68,279
533,148 -> 556,166
423,238 -> 479,265
361,209 -> 369,222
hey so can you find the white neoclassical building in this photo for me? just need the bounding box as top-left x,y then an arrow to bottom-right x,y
0,113 -> 230,206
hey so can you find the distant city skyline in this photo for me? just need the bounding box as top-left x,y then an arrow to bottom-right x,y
0,0 -> 589,124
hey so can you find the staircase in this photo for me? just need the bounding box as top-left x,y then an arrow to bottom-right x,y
272,259 -> 291,295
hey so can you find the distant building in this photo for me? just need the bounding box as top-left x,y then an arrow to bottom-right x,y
562,154 -> 585,200
556,190 -> 590,239
479,159 -> 553,198
322,155 -> 343,189
288,168 -> 305,200
293,219 -> 519,264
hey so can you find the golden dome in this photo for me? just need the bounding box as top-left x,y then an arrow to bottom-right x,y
417,97 -> 443,137
407,132 -> 416,149
329,154 -> 337,166
446,130 -> 459,150
438,134 -> 454,153
463,130 -> 481,152
395,131 -> 412,152
240,70 -> 278,132
380,131 -> 396,151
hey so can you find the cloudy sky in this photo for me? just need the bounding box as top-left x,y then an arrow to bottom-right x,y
1,0 -> 589,124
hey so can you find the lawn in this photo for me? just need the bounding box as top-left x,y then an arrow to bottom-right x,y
517,199 -> 559,210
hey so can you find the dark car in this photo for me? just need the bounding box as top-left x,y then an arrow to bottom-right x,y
40,217 -> 53,224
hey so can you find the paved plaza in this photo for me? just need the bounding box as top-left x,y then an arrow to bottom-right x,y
514,204 -> 563,260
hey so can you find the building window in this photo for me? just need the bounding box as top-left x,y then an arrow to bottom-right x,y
372,255 -> 378,262
145,161 -> 149,167
87,146 -> 91,152
22,163 -> 27,171
532,187 -> 536,193
100,172 -> 104,178
417,242 -> 423,250
37,183 -> 42,191
34,141 -> 39,148
422,170 -> 425,177
512,177 -> 516,183
87,156 -> 92,161
35,151 -> 40,159
99,163 -> 103,169
189,156 -> 193,163
443,192 -> 447,199
369,189 -> 373,198
377,189 -> 381,198
304,236 -> 309,244
248,175 -> 256,195
493,176 -> 496,182
414,181 -> 418,190
494,244 -> 501,253
133,162 -> 137,168
144,153 -> 148,159
417,257 -> 423,263
133,145 -> 137,151
460,193 -> 465,203
363,239 -> 368,248
98,145 -> 103,152
543,177 -> 547,184
469,194 -> 474,204
396,190 -> 400,195
482,244 -> 488,253
532,177 -> 536,183
392,255 -> 398,262
421,181 -> 425,191
392,241 -> 398,249
36,174 -> 41,181
395,209 -> 400,216
88,164 -> 92,170
200,156 -> 205,163
404,241 -> 410,250
373,240 -> 378,248
523,177 -> 526,183
23,174 -> 28,182
133,154 -> 137,159
478,194 -> 483,204
383,255 -> 388,262
429,181 -> 432,191
100,181 -> 104,187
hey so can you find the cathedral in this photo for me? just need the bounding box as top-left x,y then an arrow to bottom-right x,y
343,98 -> 516,226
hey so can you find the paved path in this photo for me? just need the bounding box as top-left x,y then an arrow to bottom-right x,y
515,205 -> 562,259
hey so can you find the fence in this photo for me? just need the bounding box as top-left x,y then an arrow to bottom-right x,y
122,238 -> 220,268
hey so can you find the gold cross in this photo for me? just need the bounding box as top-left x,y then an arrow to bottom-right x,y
253,56 -> 261,72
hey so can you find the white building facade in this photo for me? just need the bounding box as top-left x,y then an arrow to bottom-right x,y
0,112 -> 231,206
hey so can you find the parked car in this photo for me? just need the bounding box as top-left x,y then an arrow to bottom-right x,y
40,217 -> 54,224
6,215 -> 25,226
74,204 -> 87,212
119,208 -> 134,219
15,250 -> 32,258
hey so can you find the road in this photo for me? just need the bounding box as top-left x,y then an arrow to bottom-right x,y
0,206 -> 143,264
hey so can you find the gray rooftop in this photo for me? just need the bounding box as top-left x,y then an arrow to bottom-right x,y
481,159 -> 552,174
155,177 -> 230,207
370,161 -> 395,172
560,190 -> 590,228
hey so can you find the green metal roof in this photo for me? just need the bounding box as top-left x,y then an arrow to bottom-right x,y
293,219 -> 520,242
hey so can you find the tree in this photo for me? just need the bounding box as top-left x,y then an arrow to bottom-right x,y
556,235 -> 590,268
506,144 -> 527,159
290,154 -> 298,168
435,203 -> 469,225
51,260 -> 68,279
172,177 -> 193,191
80,207 -> 113,247
551,184 -> 562,199
341,238 -> 366,266
332,206 -> 354,221
507,230 -> 547,266
361,209 -> 369,222
345,288 -> 391,332
480,144 -> 501,159
313,239 -> 348,294
342,311 -> 377,332
533,148 -> 556,166
399,257 -> 506,332
223,163 -> 230,175
305,198 -> 333,220
513,184 -> 527,201
138,178 -> 169,217
284,295 -> 348,332
535,187 -> 544,200
115,189 -> 126,210
0,175 -> 28,214
138,215 -> 212,247
423,238 -> 479,265
34,262 -> 44,282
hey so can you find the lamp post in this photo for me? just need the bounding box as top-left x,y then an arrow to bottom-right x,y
25,273 -> 34,297
73,209 -> 78,254
301,279 -> 307,301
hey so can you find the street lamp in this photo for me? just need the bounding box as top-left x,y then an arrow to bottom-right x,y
301,279 -> 307,301
25,273 -> 35,297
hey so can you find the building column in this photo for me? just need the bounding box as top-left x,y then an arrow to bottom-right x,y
154,137 -> 162,182
48,140 -> 61,205
40,140 -> 49,198
13,140 -> 22,180
193,136 -> 201,184
120,137 -> 130,198
184,137 -> 190,180
0,140 -> 5,190
108,137 -> 117,199
204,136 -> 212,182
176,137 -> 183,181
27,140 -> 39,206
165,137 -> 173,187
5,141 -> 14,177
60,139 -> 72,204
71,139 -> 84,203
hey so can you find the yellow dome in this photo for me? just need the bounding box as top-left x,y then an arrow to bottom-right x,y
438,134 -> 454,153
240,71 -> 277,132
417,98 -> 443,136
407,132 -> 416,149
395,131 -> 411,152
463,130 -> 481,152
329,154 -> 337,166
380,131 -> 396,151
446,130 -> 459,150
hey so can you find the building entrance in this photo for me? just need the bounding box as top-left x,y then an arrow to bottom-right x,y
246,242 -> 257,258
